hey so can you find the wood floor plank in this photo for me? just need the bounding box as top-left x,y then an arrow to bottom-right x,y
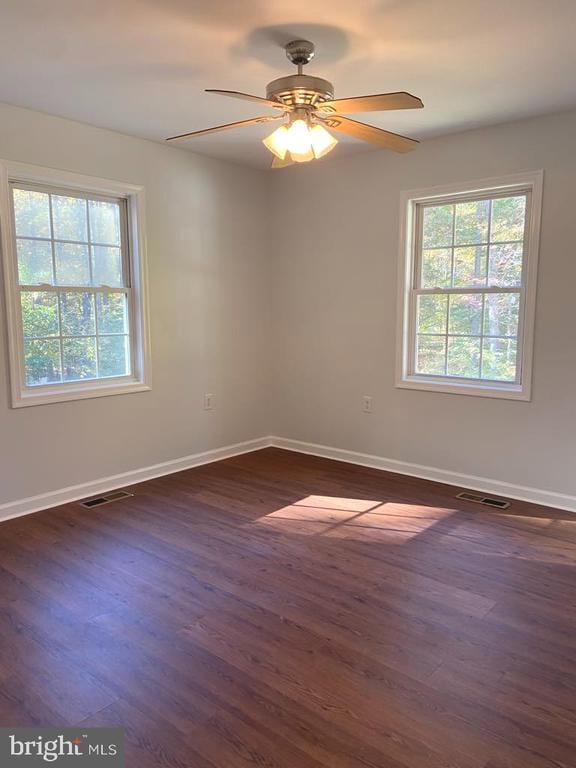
1,447 -> 575,768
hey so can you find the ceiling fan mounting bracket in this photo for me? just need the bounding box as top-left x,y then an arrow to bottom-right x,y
284,40 -> 315,67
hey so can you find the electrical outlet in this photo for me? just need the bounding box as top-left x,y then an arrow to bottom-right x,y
362,395 -> 373,413
203,393 -> 214,410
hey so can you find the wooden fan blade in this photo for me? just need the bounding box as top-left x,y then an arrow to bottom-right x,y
320,115 -> 418,153
166,115 -> 282,142
206,89 -> 289,111
317,91 -> 423,114
271,153 -> 294,169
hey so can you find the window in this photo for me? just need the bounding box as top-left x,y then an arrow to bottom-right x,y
397,172 -> 542,400
0,162 -> 150,407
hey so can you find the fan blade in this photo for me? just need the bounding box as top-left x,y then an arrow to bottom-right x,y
206,89 -> 289,111
166,115 -> 282,142
271,153 -> 294,169
320,115 -> 418,153
317,92 -> 423,113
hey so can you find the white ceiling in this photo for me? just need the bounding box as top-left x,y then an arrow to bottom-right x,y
1,0 -> 576,169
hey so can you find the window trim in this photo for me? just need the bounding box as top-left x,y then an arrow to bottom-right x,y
0,160 -> 151,407
395,171 -> 543,401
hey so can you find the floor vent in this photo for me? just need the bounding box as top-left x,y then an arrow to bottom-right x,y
456,491 -> 510,509
79,490 -> 133,508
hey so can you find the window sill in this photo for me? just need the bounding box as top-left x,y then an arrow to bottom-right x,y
396,374 -> 531,401
12,377 -> 151,408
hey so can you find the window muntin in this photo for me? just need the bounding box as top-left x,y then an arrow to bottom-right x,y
11,184 -> 134,387
410,191 -> 529,385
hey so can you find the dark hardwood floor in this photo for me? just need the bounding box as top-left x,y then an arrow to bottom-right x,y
1,447 -> 575,767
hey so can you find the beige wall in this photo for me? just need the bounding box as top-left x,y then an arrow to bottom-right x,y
2,102 -> 575,509
0,102 -> 272,506
271,109 -> 576,497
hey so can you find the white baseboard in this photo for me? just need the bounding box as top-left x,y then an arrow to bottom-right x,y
3,433 -> 574,523
269,436 -> 576,513
0,436 -> 272,523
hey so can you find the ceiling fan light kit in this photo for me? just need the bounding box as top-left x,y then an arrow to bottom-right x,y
166,39 -> 424,168
263,116 -> 338,162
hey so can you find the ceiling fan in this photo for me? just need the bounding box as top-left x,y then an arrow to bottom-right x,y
166,40 -> 424,167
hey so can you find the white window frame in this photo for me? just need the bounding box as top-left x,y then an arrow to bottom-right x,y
0,160 -> 151,407
396,171 -> 543,401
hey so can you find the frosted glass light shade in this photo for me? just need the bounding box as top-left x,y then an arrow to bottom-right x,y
262,125 -> 289,159
310,124 -> 338,159
286,119 -> 314,162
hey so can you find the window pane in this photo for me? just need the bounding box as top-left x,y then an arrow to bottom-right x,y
62,337 -> 97,381
54,243 -> 90,285
416,335 -> 445,375
488,243 -> 523,287
17,239 -> 53,285
411,189 -> 532,392
454,199 -> 489,245
92,245 -> 123,287
422,205 -> 453,248
490,196 -> 526,242
97,293 -> 128,334
481,339 -> 518,382
89,200 -> 121,245
98,335 -> 130,377
11,184 -> 140,398
421,248 -> 451,288
21,292 -> 59,337
453,246 -> 487,287
60,292 -> 95,336
417,295 -> 447,334
52,195 -> 88,242
483,293 -> 520,337
448,294 -> 482,335
447,337 -> 480,378
13,189 -> 51,238
24,339 -> 61,385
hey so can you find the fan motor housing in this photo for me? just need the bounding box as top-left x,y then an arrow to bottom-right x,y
266,75 -> 334,108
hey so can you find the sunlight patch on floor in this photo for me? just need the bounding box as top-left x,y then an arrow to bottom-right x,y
246,495 -> 570,555
249,495 -> 455,542
293,496 -> 383,512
